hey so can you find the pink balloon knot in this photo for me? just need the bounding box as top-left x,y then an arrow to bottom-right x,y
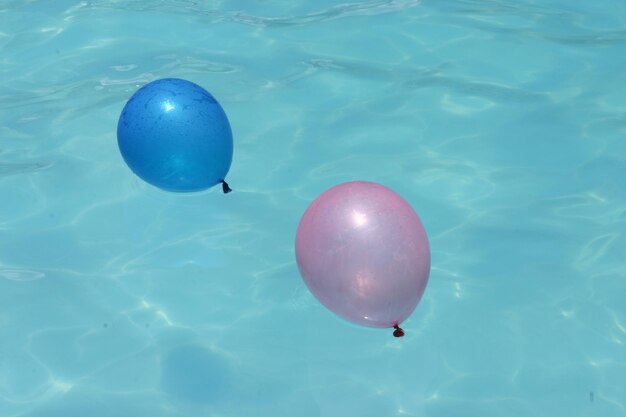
393,324 -> 405,338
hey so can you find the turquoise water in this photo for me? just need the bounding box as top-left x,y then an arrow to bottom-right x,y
1,0 -> 626,416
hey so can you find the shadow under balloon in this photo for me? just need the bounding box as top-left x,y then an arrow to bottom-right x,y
160,345 -> 232,406
158,336 -> 322,415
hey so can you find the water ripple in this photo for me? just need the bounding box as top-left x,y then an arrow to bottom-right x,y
79,0 -> 422,27
0,161 -> 51,178
0,269 -> 46,282
228,0 -> 422,27
295,56 -> 544,103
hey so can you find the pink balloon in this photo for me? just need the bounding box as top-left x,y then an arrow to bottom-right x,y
295,181 -> 430,336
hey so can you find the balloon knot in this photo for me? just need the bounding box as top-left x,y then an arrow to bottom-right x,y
221,180 -> 232,194
393,324 -> 405,338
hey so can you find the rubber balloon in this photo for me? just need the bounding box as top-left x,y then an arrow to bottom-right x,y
295,181 -> 430,337
117,78 -> 233,193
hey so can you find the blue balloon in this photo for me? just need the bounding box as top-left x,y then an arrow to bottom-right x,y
117,78 -> 233,192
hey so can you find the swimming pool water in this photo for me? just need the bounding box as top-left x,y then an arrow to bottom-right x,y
1,1 -> 625,416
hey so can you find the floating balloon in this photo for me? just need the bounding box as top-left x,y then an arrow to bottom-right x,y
117,78 -> 233,193
295,181 -> 430,337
